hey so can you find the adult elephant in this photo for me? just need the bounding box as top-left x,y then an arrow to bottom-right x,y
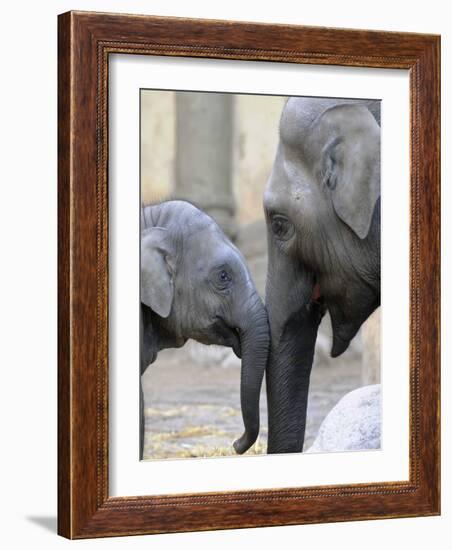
264,97 -> 381,454
140,200 -> 269,459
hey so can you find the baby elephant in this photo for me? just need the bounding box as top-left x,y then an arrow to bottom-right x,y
140,200 -> 269,458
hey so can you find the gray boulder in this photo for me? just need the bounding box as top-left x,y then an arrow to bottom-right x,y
306,384 -> 381,453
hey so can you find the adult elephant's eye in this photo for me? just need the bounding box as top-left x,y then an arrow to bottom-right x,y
271,215 -> 294,241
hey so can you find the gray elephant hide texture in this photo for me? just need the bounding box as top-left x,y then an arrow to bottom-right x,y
140,200 -> 269,456
264,97 -> 381,454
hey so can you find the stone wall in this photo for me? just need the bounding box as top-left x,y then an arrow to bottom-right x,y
141,90 -> 285,226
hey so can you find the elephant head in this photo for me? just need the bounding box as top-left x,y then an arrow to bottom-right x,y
141,200 -> 270,454
264,97 -> 381,453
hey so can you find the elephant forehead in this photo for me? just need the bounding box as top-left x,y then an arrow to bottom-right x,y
186,223 -> 220,249
187,225 -> 233,259
280,99 -> 311,146
188,229 -> 250,278
280,97 -> 340,146
264,154 -> 314,212
280,97 -> 377,150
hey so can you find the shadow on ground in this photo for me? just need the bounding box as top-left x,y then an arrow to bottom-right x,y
26,516 -> 57,534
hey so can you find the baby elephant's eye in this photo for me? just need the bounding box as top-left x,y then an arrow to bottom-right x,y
271,215 -> 295,241
213,268 -> 233,291
219,270 -> 231,282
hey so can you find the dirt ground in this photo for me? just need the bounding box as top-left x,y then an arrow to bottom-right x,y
142,320 -> 362,460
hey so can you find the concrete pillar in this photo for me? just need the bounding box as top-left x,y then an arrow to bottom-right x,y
174,92 -> 237,239
361,309 -> 381,385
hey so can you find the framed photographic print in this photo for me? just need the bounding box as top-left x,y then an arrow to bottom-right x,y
58,11 -> 440,538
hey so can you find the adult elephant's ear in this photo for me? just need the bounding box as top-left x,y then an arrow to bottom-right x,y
140,227 -> 174,318
321,104 -> 381,239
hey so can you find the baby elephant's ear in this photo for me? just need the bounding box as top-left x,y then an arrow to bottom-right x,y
140,227 -> 174,318
321,105 -> 381,240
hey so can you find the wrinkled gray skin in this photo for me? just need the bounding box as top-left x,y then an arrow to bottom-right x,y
264,98 -> 381,454
140,200 -> 269,459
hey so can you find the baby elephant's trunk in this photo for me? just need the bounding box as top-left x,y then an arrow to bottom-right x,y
233,293 -> 270,454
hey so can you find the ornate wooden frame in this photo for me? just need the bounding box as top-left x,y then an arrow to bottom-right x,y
58,11 -> 440,539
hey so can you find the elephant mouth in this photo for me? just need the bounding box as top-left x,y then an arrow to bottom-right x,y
314,278 -> 367,358
309,276 -> 325,313
311,278 -> 348,352
212,317 -> 242,358
310,273 -> 379,358
311,282 -> 322,303
310,278 -> 355,357
231,330 -> 242,358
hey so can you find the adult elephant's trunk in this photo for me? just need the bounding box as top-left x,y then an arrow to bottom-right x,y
266,305 -> 322,453
265,249 -> 323,454
233,292 -> 270,454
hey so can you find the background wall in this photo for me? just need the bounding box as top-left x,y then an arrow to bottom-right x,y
141,90 -> 285,225
0,0 -> 449,548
